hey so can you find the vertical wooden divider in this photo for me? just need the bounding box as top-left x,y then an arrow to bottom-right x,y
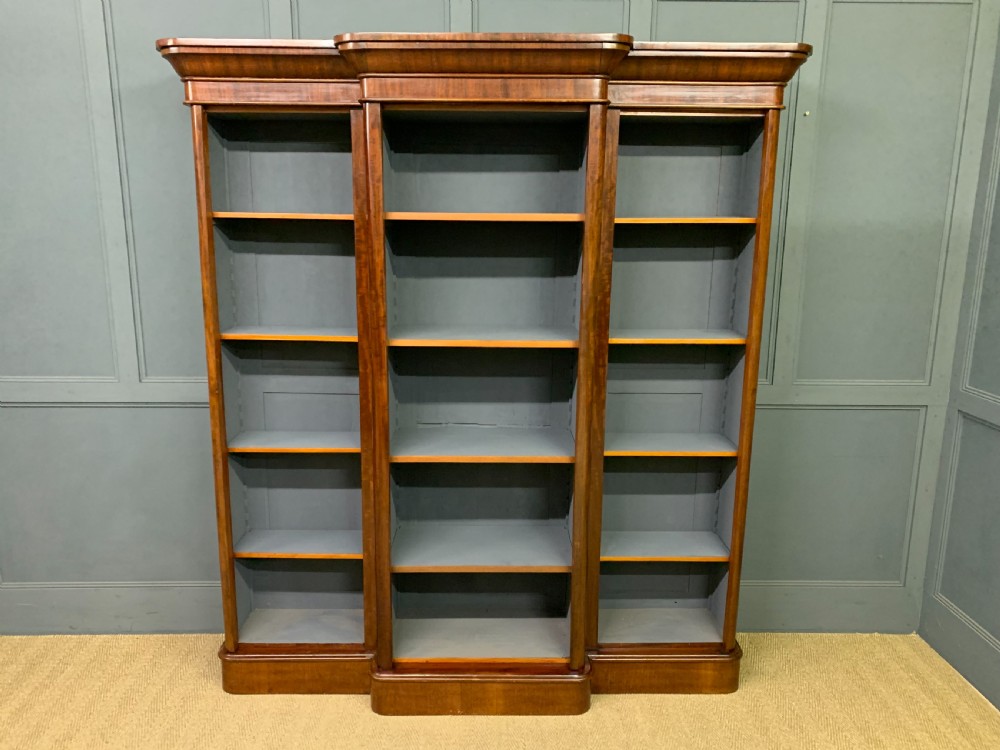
191,104 -> 239,651
358,102 -> 394,670
723,108 -> 782,650
351,108 -> 379,654
571,103 -> 613,667
582,107 -> 619,651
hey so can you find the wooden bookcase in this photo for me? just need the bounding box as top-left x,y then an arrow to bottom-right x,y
158,33 -> 809,715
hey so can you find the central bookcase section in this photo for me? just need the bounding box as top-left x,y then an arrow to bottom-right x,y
379,108 -> 589,661
597,114 -> 764,648
207,112 -> 366,647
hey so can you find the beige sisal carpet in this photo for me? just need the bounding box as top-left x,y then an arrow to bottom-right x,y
1,633 -> 998,749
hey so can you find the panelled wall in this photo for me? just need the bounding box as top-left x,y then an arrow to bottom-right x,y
920,31 -> 1000,707
0,0 -> 995,672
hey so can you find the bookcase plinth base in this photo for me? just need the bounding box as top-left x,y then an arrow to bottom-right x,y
589,644 -> 742,694
219,646 -> 372,694
369,667 -> 591,715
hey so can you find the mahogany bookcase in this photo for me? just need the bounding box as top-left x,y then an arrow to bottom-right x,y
157,33 -> 809,715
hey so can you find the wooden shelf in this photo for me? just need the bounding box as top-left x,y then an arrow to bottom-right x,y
600,531 -> 729,562
604,432 -> 737,457
609,328 -> 746,345
213,211 -> 353,221
393,616 -> 570,659
239,607 -> 364,645
389,324 -> 578,349
391,426 -> 575,463
221,325 -> 358,343
385,211 -> 585,223
228,430 -> 362,454
392,520 -> 571,573
599,603 -> 722,645
234,529 -> 363,560
614,217 -> 756,225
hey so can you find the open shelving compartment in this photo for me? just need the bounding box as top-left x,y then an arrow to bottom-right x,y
214,219 -> 357,342
235,558 -> 364,645
221,341 -> 361,453
599,562 -> 728,645
381,109 -> 588,217
615,115 -> 763,221
392,572 -> 571,660
207,112 -> 354,218
604,344 -> 744,457
610,224 -> 755,344
388,347 -> 578,462
229,453 -> 362,560
388,462 -> 575,660
385,220 -> 582,347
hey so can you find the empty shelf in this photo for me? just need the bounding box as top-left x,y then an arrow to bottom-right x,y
386,211 -> 584,222
389,324 -> 579,349
239,607 -> 364,644
391,426 -> 575,463
221,325 -> 358,343
599,602 -> 722,644
213,211 -> 353,221
609,328 -> 746,345
234,529 -> 363,559
393,617 -> 569,659
604,432 -> 737,457
601,531 -> 729,562
229,431 -> 361,453
392,520 -> 571,572
614,217 -> 756,225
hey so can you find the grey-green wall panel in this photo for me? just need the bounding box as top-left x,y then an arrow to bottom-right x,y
0,1 -> 117,380
744,407 -> 922,584
792,1 -> 973,383
293,0 -> 455,36
473,0 -> 630,33
0,583 -> 222,634
920,20 -> 1000,705
651,1 -> 800,43
0,406 -> 217,584
936,417 -> 1000,637
104,0 -> 273,381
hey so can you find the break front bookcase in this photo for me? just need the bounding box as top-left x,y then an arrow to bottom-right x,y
158,33 -> 809,715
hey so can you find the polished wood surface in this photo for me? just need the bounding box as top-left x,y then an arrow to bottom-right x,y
722,107 -> 782,651
163,32 -> 809,713
370,667 -> 591,715
190,105 -> 239,652
220,648 -> 372,694
590,645 -> 741,694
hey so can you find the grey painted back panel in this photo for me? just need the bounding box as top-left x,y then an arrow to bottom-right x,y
383,112 -> 587,213
394,573 -> 570,618
616,119 -> 762,218
611,226 -> 754,335
391,464 -> 572,521
605,346 -> 743,435
602,457 -> 733,535
209,116 -> 354,215
599,561 -> 727,601
221,342 -> 360,439
389,348 -> 577,430
215,220 -> 357,332
229,455 -> 362,538
386,222 -> 582,335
